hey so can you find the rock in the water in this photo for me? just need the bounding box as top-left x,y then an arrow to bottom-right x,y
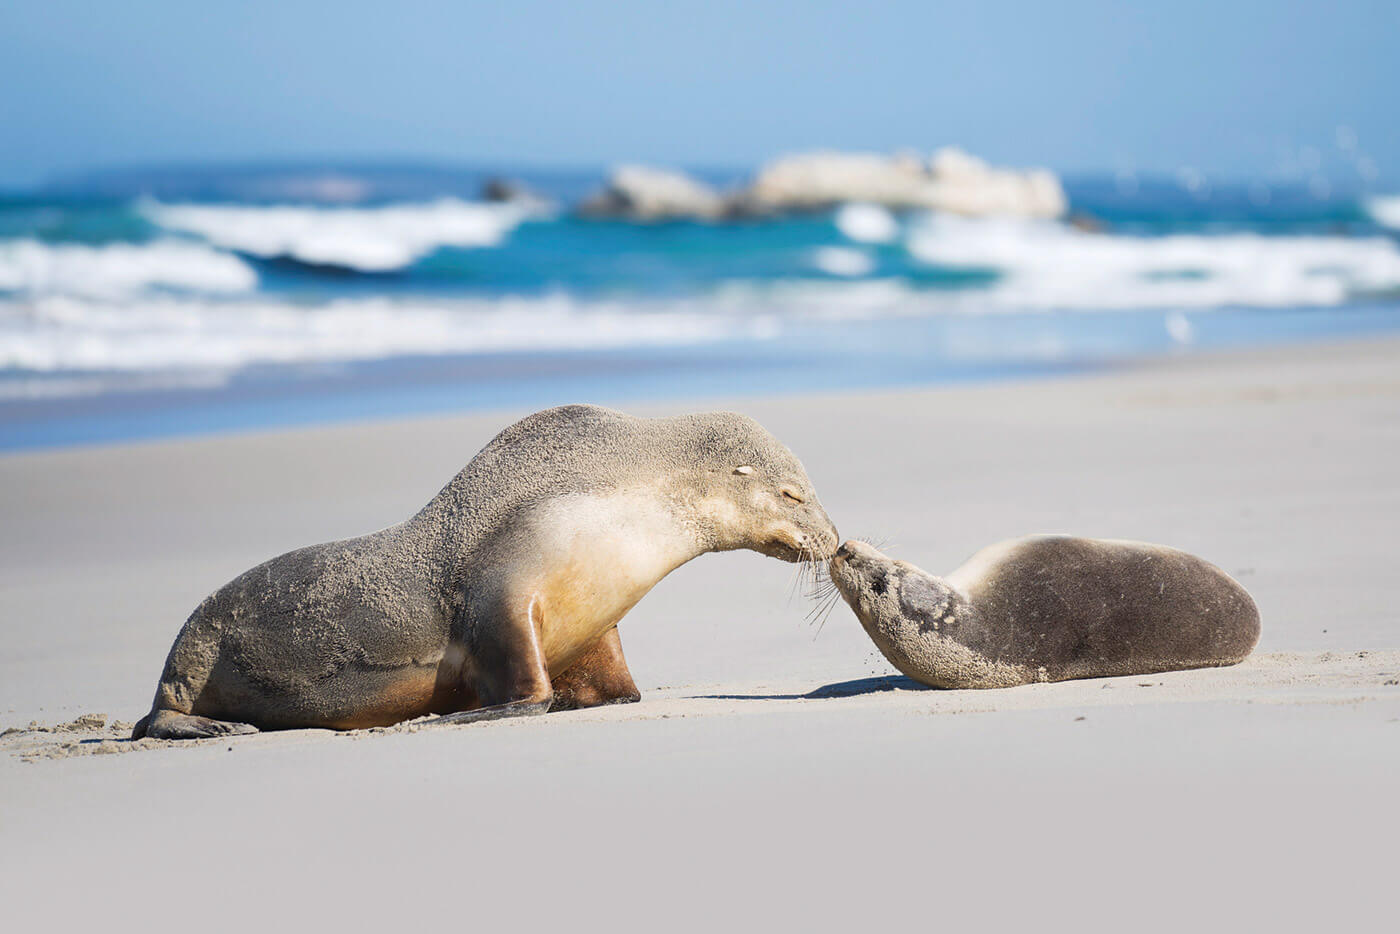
481,177 -> 534,203
739,147 -> 1066,218
576,149 -> 1067,222
577,165 -> 727,221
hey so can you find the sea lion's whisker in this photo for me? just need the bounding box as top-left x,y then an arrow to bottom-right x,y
787,542 -> 818,602
802,569 -> 840,626
810,589 -> 843,639
785,556 -> 803,603
790,550 -> 811,602
801,566 -> 835,602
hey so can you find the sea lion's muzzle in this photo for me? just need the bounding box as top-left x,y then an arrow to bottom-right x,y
759,510 -> 839,563
831,539 -> 879,568
805,513 -> 841,560
828,539 -> 887,602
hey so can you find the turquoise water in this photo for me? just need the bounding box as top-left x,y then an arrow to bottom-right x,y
2,165 -> 1399,449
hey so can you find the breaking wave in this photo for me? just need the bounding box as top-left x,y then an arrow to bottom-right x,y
904,214 -> 1400,309
810,246 -> 876,277
833,203 -> 899,243
141,198 -> 539,272
0,293 -> 782,380
0,239 -> 257,299
1367,195 -> 1400,231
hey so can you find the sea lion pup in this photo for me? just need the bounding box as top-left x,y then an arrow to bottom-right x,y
132,404 -> 838,739
828,537 -> 1259,689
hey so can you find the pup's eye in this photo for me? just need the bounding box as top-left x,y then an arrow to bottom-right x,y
781,488 -> 804,504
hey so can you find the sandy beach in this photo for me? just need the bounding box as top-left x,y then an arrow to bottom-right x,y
3,336 -> 1398,930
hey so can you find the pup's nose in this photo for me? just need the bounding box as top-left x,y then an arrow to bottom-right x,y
834,541 -> 851,559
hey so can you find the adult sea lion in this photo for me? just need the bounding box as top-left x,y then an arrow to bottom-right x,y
133,405 -> 838,739
828,537 -> 1259,689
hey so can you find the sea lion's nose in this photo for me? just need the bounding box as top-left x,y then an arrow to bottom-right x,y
835,541 -> 851,559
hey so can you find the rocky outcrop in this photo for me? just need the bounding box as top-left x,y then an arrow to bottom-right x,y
739,148 -> 1066,218
577,165 -> 727,221
737,151 -> 929,213
576,149 -> 1067,221
480,177 -> 539,204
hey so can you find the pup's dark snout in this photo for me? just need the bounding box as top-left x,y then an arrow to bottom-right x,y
834,542 -> 851,559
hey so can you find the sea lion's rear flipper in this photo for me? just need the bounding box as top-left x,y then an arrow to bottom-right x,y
132,709 -> 259,740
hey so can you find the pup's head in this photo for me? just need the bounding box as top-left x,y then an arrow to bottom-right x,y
829,539 -> 957,629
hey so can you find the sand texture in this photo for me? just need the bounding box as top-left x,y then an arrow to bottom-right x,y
2,337 -> 1398,930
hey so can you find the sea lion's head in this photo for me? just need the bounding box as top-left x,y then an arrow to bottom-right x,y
828,540 -> 1007,691
678,412 -> 839,563
828,540 -> 957,633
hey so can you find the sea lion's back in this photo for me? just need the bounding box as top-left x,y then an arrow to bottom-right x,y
950,536 -> 1259,678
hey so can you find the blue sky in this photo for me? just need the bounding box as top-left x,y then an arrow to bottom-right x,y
1,0 -> 1395,188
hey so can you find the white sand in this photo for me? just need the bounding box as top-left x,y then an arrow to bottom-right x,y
2,337 -> 1398,931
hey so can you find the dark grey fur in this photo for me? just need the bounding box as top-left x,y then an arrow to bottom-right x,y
829,536 -> 1260,689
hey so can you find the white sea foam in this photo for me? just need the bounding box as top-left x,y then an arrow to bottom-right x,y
1164,311 -> 1195,344
1368,195 -> 1400,231
834,203 -> 898,243
905,214 -> 1400,309
811,246 -> 875,277
142,199 -> 539,271
0,294 -> 782,381
0,239 -> 258,299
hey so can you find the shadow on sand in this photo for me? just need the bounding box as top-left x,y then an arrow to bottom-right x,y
695,674 -> 935,701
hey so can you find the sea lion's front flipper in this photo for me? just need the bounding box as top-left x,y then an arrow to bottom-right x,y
549,626 -> 642,711
420,591 -> 554,728
134,709 -> 259,740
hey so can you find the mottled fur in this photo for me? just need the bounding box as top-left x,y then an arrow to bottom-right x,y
134,405 -> 838,738
830,537 -> 1259,689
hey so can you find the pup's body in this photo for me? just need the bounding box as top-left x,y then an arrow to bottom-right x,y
830,536 -> 1259,689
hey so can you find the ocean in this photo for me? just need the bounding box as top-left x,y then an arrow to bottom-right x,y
3,164 -> 1399,450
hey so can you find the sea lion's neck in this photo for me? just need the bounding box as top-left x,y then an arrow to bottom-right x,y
411,472 -> 719,583
873,572 -> 966,638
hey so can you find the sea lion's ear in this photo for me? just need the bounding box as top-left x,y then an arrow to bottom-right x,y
734,465 -> 754,475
